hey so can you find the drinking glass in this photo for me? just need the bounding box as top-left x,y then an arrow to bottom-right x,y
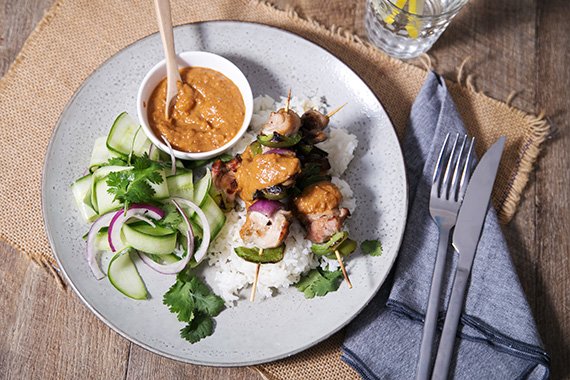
365,0 -> 468,59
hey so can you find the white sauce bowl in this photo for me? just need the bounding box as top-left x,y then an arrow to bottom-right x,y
137,51 -> 253,160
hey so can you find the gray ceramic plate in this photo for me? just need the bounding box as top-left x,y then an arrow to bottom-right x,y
42,21 -> 407,366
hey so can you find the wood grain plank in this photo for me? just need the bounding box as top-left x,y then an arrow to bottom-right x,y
0,0 -> 55,75
535,0 -> 570,378
428,0 -> 538,111
0,243 -> 130,380
125,344 -> 259,380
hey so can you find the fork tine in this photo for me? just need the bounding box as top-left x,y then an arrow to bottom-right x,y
458,137 -> 475,200
450,135 -> 468,201
441,133 -> 459,198
432,133 -> 450,184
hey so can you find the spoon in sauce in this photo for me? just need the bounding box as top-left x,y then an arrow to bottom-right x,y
153,0 -> 181,119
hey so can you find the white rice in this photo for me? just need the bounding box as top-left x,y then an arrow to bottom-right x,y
208,95 -> 358,304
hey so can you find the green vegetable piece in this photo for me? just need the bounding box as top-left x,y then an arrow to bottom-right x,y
106,153 -> 165,209
163,270 -> 225,343
295,268 -> 343,299
257,132 -> 302,148
157,203 -> 184,230
326,238 -> 357,259
296,143 -> 313,155
361,239 -> 383,256
104,157 -> 128,167
310,231 -> 349,255
249,140 -> 262,156
234,245 -> 285,264
163,278 -> 196,322
180,314 -> 214,344
128,221 -> 176,236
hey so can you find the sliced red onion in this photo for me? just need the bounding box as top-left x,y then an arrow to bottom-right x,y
264,148 -> 294,156
161,135 -> 176,176
86,212 -> 115,280
170,197 -> 211,263
138,199 -> 196,274
108,204 -> 165,252
248,199 -> 284,218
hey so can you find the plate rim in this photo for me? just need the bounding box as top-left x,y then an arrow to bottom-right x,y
41,20 -> 408,367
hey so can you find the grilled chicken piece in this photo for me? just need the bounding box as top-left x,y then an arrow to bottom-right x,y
261,108 -> 301,137
293,181 -> 350,243
301,208 -> 350,243
240,209 -> 292,249
301,109 -> 329,143
211,157 -> 241,209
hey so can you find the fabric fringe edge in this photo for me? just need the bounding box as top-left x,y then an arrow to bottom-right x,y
0,233 -> 66,289
498,112 -> 550,223
0,0 -> 65,93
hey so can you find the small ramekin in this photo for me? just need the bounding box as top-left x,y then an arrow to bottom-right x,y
137,51 -> 253,160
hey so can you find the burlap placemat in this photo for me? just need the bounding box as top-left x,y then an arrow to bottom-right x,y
0,0 -> 549,378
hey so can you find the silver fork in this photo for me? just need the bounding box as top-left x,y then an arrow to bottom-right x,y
415,133 -> 474,380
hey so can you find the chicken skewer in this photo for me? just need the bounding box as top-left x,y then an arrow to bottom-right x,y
293,181 -> 354,287
212,93 -> 352,297
239,200 -> 292,301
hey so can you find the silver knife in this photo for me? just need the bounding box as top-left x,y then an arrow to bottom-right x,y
431,136 -> 506,380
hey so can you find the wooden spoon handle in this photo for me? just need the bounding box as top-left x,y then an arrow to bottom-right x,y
154,0 -> 181,117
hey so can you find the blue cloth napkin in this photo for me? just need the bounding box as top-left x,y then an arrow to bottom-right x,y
342,72 -> 550,379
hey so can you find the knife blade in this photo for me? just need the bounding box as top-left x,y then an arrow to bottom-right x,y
431,136 -> 505,380
453,136 -> 506,263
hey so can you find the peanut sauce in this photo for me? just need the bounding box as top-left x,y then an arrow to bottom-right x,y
147,67 -> 245,153
236,148 -> 301,204
293,181 -> 343,215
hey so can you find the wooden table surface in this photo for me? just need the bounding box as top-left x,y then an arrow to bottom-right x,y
1,0 -> 568,379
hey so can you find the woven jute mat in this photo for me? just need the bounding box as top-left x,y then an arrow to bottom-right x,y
0,0 -> 550,378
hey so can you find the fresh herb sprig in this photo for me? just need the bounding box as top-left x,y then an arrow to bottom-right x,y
295,268 -> 343,299
163,270 -> 225,343
106,153 -> 165,209
361,240 -> 383,256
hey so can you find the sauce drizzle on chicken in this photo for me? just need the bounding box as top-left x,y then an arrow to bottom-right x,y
294,181 -> 350,244
235,151 -> 301,205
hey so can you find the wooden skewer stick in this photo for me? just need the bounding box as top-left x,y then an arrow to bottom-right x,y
326,102 -> 348,119
250,248 -> 264,302
335,250 -> 352,289
284,89 -> 292,112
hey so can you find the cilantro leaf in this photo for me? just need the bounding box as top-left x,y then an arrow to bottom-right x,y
361,240 -> 383,256
193,292 -> 225,317
157,203 -> 183,230
106,153 -> 164,208
163,281 -> 195,322
180,313 -> 214,343
163,270 -> 225,343
188,277 -> 225,316
105,157 -> 128,166
295,268 -> 343,299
